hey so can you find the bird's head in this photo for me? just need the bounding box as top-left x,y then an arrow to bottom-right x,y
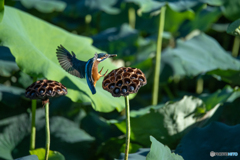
96,53 -> 117,62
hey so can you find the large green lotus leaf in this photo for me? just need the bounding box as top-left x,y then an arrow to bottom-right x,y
16,155 -> 39,160
119,148 -> 150,160
123,0 -> 225,14
175,122 -> 240,160
0,84 -> 26,108
3,109 -> 94,159
92,23 -> 138,61
146,136 -> 183,160
61,0 -> 120,17
115,96 -> 222,148
207,69 -> 240,85
0,6 -> 125,112
178,6 -> 222,37
20,0 -> 67,13
199,85 -> 234,111
227,19 -> 240,37
164,5 -> 195,34
0,113 -> 32,160
219,97 -> 240,125
0,0 -> 3,23
160,33 -> 240,82
50,116 -> 94,143
81,112 -> 121,144
30,148 -> 65,160
0,46 -> 19,77
222,0 -> 240,21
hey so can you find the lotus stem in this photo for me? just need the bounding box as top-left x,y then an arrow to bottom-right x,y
196,78 -> 204,94
44,101 -> 50,160
30,77 -> 37,150
152,6 -> 166,105
124,96 -> 130,160
128,7 -> 135,29
232,36 -> 240,57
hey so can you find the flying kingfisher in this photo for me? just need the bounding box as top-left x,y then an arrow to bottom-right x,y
56,45 -> 117,94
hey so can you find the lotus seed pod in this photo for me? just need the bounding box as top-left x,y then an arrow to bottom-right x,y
102,67 -> 147,97
25,79 -> 67,101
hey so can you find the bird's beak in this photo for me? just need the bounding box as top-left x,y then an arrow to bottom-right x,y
108,54 -> 117,58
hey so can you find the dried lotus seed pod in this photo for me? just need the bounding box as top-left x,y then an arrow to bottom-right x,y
25,79 -> 67,104
102,67 -> 147,97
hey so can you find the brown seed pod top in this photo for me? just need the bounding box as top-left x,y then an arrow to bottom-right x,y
25,79 -> 67,100
102,67 -> 147,97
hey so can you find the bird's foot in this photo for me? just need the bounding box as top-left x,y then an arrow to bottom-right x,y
102,70 -> 108,77
99,67 -> 104,74
99,67 -> 108,77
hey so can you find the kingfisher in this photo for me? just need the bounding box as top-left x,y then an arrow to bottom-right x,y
56,45 -> 117,94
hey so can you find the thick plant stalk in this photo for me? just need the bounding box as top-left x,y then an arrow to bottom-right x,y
124,96 -> 130,160
152,6 -> 166,105
232,36 -> 240,57
30,77 -> 37,150
44,102 -> 50,160
196,78 -> 204,94
128,7 -> 135,29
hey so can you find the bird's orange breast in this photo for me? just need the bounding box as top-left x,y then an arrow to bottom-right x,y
92,60 -> 101,87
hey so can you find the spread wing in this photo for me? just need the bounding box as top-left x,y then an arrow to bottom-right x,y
85,53 -> 98,94
56,45 -> 86,78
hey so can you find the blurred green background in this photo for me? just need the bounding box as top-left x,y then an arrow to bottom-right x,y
1,0 -> 240,159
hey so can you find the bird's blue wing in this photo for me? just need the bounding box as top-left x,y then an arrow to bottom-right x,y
56,45 -> 86,78
85,54 -> 97,94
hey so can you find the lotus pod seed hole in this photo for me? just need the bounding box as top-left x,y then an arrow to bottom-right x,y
139,76 -> 145,82
114,88 -> 120,94
117,80 -> 123,87
56,87 -> 62,92
129,85 -> 135,92
131,74 -> 137,79
123,73 -> 130,77
104,80 -> 110,86
49,84 -> 55,87
116,75 -> 122,81
128,68 -> 133,72
110,72 -> 115,76
42,83 -> 47,88
109,83 -> 115,90
34,85 -> 41,90
110,77 -> 115,82
136,71 -> 142,75
30,91 -> 35,97
124,78 -> 130,84
122,86 -> 128,93
39,89 -> 45,94
133,80 -> 140,85
117,70 -> 123,74
47,88 -> 53,94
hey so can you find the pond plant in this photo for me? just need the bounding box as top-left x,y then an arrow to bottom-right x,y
102,67 -> 147,160
25,80 -> 67,160
1,0 -> 240,159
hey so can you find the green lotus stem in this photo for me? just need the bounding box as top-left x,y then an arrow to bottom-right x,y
152,6 -> 166,105
44,102 -> 50,160
30,77 -> 37,150
128,7 -> 135,29
124,96 -> 130,160
196,78 -> 204,94
232,36 -> 240,57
